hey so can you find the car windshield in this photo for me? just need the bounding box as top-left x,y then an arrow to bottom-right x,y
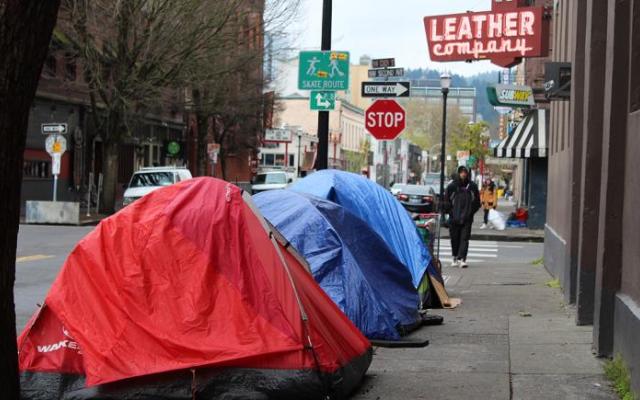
129,172 -> 175,188
254,173 -> 287,184
424,174 -> 440,185
401,185 -> 431,195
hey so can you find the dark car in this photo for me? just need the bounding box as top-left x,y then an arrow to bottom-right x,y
395,184 -> 435,213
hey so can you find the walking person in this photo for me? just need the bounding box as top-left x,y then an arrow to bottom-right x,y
480,179 -> 498,229
445,166 -> 481,268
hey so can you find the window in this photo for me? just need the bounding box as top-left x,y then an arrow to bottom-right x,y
129,172 -> 175,188
23,159 -> 51,179
262,153 -> 275,165
275,154 -> 285,166
43,54 -> 57,78
289,154 -> 295,167
64,54 -> 77,81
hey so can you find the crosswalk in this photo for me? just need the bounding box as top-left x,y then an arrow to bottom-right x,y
434,240 -> 503,265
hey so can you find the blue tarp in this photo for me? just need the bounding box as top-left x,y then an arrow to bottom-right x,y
290,170 -> 434,288
254,190 -> 420,340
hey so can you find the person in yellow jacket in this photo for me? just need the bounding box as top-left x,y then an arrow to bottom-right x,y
480,179 -> 498,229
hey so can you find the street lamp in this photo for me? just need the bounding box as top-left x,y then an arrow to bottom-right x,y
439,72 -> 451,216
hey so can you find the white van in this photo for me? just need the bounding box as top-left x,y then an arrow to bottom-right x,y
122,166 -> 192,207
251,171 -> 294,194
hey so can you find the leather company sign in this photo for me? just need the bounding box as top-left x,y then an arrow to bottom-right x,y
423,0 -> 549,68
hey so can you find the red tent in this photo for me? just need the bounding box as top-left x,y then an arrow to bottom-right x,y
18,178 -> 371,399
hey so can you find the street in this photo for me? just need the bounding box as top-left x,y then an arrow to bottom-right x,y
14,224 -> 615,399
14,225 -> 93,331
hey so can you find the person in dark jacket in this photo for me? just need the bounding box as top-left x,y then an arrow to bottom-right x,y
445,165 -> 481,268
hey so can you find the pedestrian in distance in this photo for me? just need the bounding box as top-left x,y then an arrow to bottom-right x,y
445,166 -> 481,268
480,179 -> 498,230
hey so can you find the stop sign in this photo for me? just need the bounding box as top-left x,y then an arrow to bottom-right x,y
365,100 -> 406,140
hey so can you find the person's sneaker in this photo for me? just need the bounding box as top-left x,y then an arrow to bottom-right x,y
480,223 -> 488,229
450,258 -> 460,267
460,260 -> 468,268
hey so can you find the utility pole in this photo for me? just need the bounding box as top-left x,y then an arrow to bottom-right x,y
316,0 -> 331,170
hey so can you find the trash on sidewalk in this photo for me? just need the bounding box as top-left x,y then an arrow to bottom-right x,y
17,178 -> 371,400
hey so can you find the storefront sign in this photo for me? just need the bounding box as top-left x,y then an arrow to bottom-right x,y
487,84 -> 535,107
423,0 -> 549,68
264,128 -> 292,143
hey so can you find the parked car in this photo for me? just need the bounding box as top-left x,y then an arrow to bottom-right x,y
122,166 -> 192,207
390,183 -> 408,195
395,184 -> 435,213
251,171 -> 294,194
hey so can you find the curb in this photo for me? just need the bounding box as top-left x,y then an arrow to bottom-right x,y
440,234 -> 544,243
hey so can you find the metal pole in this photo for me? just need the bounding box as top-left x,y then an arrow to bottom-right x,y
53,175 -> 58,202
383,140 -> 388,188
439,89 -> 448,216
437,89 -> 448,260
297,134 -> 302,177
316,0 -> 332,170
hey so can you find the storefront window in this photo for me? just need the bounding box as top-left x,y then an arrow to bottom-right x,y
23,160 -> 51,179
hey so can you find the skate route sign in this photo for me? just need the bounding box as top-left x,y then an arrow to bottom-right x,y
298,51 -> 350,91
310,91 -> 336,111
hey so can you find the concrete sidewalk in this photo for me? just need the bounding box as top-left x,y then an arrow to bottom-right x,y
352,251 -> 615,399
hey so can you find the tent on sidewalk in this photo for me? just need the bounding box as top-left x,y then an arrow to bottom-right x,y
18,178 -> 371,400
254,190 -> 420,340
291,170 -> 460,309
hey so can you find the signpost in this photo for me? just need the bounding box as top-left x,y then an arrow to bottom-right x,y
207,143 -> 220,176
365,100 -> 406,141
45,134 -> 67,201
298,51 -> 350,91
368,68 -> 405,79
423,0 -> 550,67
487,84 -> 535,107
310,91 -> 336,110
361,81 -> 410,98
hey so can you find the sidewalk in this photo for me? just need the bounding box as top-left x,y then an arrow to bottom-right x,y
352,255 -> 615,399
440,200 -> 544,243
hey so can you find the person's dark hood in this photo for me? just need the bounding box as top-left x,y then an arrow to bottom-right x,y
457,166 -> 470,184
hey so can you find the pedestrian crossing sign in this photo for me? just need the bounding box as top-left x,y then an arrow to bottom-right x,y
298,51 -> 350,91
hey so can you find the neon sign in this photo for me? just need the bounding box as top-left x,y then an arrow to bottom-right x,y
423,0 -> 549,68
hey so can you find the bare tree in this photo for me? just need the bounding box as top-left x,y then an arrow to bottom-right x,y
55,0 -> 249,211
0,1 -> 61,397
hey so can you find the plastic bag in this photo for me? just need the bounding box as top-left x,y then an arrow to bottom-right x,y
488,209 -> 506,230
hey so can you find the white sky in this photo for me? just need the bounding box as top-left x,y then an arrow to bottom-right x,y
288,0 -> 503,76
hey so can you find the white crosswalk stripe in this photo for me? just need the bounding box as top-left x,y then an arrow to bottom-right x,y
435,241 -> 501,265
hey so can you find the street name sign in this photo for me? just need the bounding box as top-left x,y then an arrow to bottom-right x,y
371,58 -> 395,69
361,81 -> 410,98
42,123 -> 68,135
298,51 -> 350,91
365,100 -> 406,141
310,91 -> 336,110
368,68 -> 404,79
423,0 -> 550,68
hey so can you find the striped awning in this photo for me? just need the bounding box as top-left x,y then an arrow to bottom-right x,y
494,109 -> 548,158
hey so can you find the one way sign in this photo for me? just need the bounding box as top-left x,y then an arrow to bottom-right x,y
361,81 -> 411,98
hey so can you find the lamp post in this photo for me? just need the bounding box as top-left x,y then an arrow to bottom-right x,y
439,73 -> 451,216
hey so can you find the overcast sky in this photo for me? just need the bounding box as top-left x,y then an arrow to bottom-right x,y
287,0 -> 503,76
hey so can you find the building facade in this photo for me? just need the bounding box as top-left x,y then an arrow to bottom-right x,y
411,86 -> 477,122
544,0 -> 640,392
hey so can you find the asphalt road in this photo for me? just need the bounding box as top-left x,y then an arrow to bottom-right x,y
13,223 -> 544,333
14,224 -> 93,331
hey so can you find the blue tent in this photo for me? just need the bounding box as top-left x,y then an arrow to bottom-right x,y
290,170 -> 434,288
254,190 -> 420,340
